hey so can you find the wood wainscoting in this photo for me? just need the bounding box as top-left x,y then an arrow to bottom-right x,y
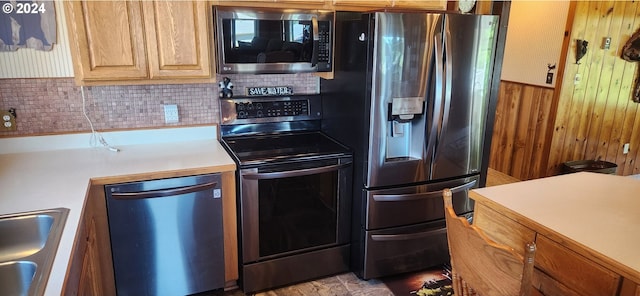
490,1 -> 640,180
547,1 -> 640,177
489,81 -> 555,181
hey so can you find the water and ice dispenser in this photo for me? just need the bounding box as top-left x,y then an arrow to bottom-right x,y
386,97 -> 425,160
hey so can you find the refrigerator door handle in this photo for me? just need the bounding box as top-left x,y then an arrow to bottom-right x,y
427,32 -> 445,178
435,24 -> 454,162
372,179 -> 476,202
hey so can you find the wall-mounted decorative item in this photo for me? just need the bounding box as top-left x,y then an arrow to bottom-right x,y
622,28 -> 640,102
246,86 -> 293,97
546,63 -> 556,85
219,77 -> 234,98
576,39 -> 588,64
0,0 -> 56,51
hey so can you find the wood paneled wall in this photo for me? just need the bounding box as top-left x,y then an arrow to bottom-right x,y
490,1 -> 640,180
489,81 -> 555,180
547,1 -> 640,176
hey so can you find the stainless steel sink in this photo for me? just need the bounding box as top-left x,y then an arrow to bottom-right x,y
0,208 -> 69,296
0,261 -> 37,296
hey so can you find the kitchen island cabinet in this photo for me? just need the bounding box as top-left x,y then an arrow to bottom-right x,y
620,278 -> 640,296
64,0 -> 212,85
470,172 -> 640,296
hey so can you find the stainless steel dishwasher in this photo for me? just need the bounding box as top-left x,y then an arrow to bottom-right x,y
105,173 -> 224,296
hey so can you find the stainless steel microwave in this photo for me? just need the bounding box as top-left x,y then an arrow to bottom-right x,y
213,6 -> 334,74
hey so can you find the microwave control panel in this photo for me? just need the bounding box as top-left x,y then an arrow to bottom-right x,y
317,21 -> 332,71
236,100 -> 309,119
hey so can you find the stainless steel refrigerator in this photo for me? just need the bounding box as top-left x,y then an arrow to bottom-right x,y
320,11 -> 500,279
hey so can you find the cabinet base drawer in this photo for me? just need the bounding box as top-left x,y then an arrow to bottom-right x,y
536,235 -> 619,296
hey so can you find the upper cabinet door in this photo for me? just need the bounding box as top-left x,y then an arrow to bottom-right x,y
332,0 -> 392,10
65,1 -> 148,81
392,0 -> 446,10
143,1 -> 211,79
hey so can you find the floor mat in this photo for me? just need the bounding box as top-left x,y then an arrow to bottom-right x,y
382,265 -> 453,295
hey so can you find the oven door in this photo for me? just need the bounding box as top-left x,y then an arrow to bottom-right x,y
239,156 -> 352,263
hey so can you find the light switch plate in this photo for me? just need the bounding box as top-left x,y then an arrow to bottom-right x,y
164,104 -> 179,124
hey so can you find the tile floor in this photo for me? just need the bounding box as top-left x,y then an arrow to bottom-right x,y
223,272 -> 394,296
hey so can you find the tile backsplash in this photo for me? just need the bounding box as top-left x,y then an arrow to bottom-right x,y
0,74 -> 318,137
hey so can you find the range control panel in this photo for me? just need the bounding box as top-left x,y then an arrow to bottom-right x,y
236,100 -> 309,119
220,95 -> 322,126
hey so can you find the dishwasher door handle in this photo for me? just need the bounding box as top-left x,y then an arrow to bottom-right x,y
110,182 -> 218,200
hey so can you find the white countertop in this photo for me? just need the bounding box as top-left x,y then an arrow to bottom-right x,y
0,126 -> 236,295
471,172 -> 640,283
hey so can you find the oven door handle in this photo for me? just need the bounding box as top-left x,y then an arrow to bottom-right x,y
371,228 -> 447,241
372,180 -> 476,202
243,162 -> 351,180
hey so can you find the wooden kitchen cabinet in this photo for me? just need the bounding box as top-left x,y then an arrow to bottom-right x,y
64,0 -> 213,85
221,171 -> 239,284
392,0 -> 447,10
332,0 -> 392,10
62,185 -> 116,295
142,1 -> 212,79
212,0 -> 330,9
473,202 -> 536,256
620,278 -> 640,296
64,0 -> 148,82
77,218 -> 104,295
472,194 -> 625,296
535,235 -> 620,296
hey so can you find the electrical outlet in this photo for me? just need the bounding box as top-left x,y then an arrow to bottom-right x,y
623,143 -> 630,154
1,110 -> 16,131
164,104 -> 179,124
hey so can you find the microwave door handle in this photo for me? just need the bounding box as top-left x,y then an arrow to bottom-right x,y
243,162 -> 351,180
311,15 -> 319,67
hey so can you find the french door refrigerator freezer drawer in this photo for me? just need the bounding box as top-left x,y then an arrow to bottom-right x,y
362,220 -> 449,280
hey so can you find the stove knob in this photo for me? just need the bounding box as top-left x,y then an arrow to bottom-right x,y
257,110 -> 264,117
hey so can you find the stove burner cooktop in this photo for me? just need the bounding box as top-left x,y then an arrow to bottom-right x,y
222,131 -> 351,167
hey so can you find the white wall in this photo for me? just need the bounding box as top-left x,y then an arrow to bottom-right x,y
501,0 -> 570,88
0,0 -> 74,78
